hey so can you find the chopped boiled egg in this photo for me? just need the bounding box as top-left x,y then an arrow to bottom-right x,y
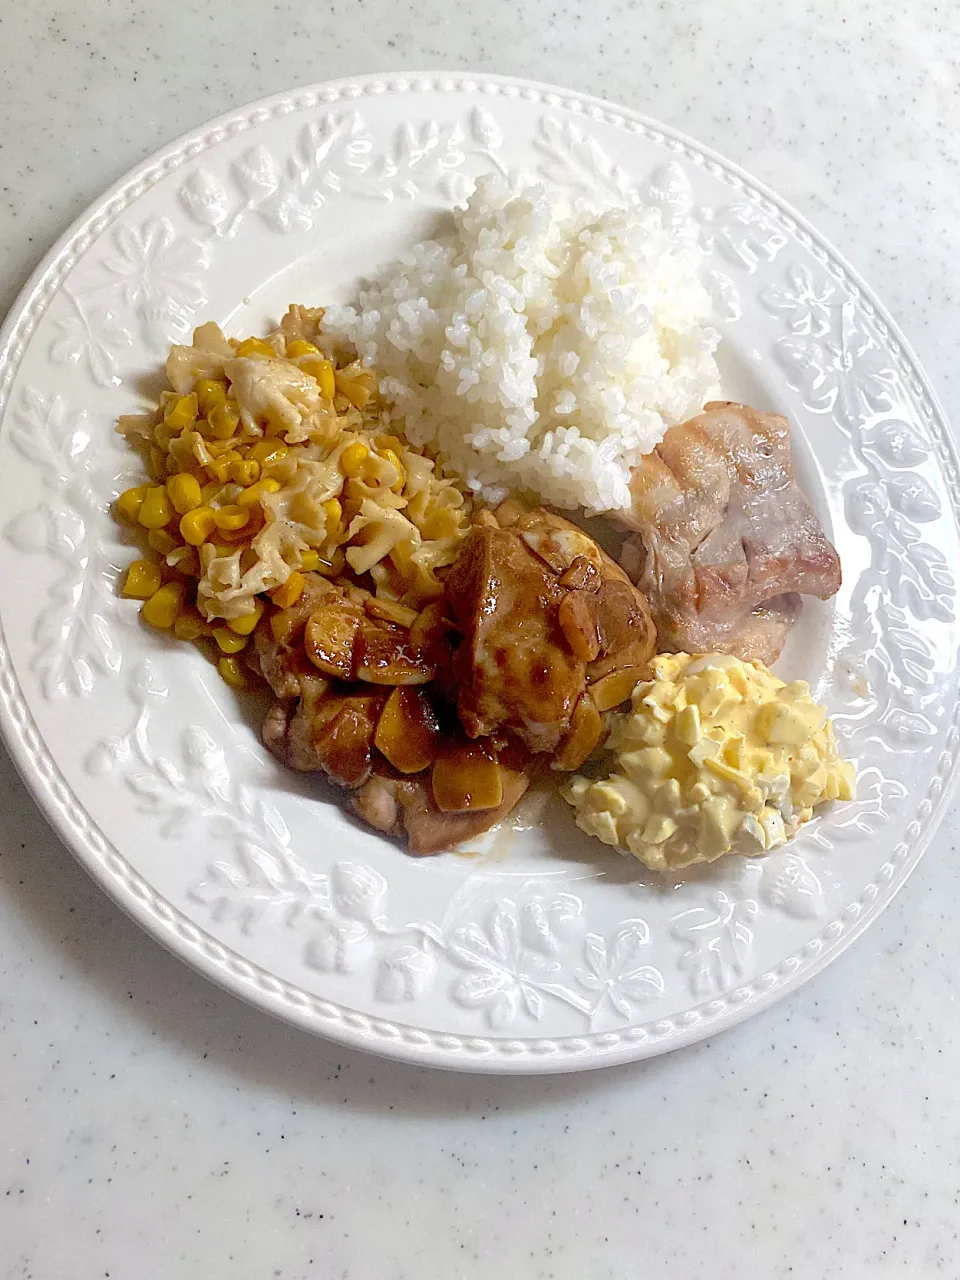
563,652 -> 856,872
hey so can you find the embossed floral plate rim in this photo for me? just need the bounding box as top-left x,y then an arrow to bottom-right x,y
0,72 -> 958,1073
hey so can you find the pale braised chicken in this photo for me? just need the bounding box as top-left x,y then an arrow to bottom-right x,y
251,504 -> 657,854
620,401 -> 841,665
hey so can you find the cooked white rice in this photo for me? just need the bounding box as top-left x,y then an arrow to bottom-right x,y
324,174 -> 720,515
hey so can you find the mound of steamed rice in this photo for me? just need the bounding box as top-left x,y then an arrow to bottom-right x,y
325,174 -> 720,514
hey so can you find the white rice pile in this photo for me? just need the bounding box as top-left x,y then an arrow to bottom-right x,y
325,174 -> 720,514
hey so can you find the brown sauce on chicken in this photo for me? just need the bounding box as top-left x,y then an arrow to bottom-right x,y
249,504 -> 656,853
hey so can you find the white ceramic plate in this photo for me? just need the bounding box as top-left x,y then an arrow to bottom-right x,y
1,73 -> 957,1073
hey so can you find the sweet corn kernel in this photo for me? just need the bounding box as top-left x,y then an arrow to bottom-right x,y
301,356 -> 336,399
285,339 -> 320,359
339,442 -> 368,478
299,550 -> 321,572
200,481 -> 222,505
213,505 -> 250,532
217,656 -> 247,689
322,498 -> 342,527
206,402 -> 240,440
235,337 -> 275,359
166,472 -> 203,515
138,486 -> 173,530
228,458 -> 260,486
247,440 -> 288,466
173,608 -> 211,641
213,628 -> 249,654
269,572 -> 305,608
116,486 -> 148,523
220,509 -> 263,542
226,600 -> 265,635
140,581 -> 184,628
179,506 -> 218,545
153,420 -> 181,450
147,528 -> 180,556
121,559 -> 162,600
195,378 -> 228,416
205,449 -> 242,482
237,482 -> 264,508
163,393 -> 198,431
167,545 -> 200,577
380,447 -> 405,489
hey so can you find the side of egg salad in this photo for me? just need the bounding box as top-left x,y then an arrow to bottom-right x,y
564,653 -> 856,872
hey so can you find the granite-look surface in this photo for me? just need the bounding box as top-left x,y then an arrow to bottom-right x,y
2,2 -> 959,1275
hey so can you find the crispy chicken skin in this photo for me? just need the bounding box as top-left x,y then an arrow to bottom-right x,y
621,401 -> 841,664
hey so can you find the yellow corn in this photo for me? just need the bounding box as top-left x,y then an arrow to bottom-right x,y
237,478 -> 279,508
299,550 -> 320,572
121,559 -> 162,600
167,545 -> 200,577
153,420 -> 182,450
140,582 -> 184,629
166,472 -> 203,515
195,378 -> 227,416
147,528 -> 180,556
200,481 -> 222,505
217,655 -> 247,689
301,356 -> 336,399
117,485 -> 148,523
285,339 -> 320,358
206,402 -> 240,441
227,599 -> 265,635
205,449 -> 242,482
269,572 -> 305,608
228,458 -> 260,486
339,442 -> 368,478
322,497 -> 342,528
213,628 -> 249,654
149,446 -> 167,481
380,448 -> 405,489
163,393 -> 198,431
138,486 -> 173,530
179,506 -> 218,545
247,440 -> 288,466
213,505 -> 249,532
173,608 -> 211,641
236,337 -> 275,359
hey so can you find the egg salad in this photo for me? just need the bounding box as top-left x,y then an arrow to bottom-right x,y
564,653 -> 856,872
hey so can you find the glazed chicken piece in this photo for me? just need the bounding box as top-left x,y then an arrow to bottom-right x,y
252,573 -> 530,853
252,506 -> 655,854
621,401 -> 841,664
445,506 -> 657,763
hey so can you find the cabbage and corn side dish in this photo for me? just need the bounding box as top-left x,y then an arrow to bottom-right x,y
114,306 -> 470,688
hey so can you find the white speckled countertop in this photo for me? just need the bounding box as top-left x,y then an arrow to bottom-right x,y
2,2 -> 959,1275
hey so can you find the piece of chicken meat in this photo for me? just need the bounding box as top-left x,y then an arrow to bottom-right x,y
620,401 -> 841,664
251,572 -> 531,854
352,763 -> 529,856
444,506 -> 657,763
